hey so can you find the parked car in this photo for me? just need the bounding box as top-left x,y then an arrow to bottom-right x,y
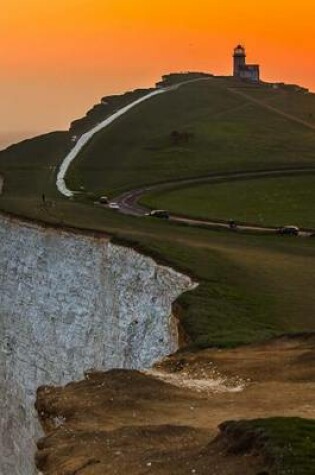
99,196 -> 109,204
147,210 -> 170,219
277,226 -> 300,236
108,202 -> 120,209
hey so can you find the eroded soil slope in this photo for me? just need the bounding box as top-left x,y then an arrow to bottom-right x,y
36,335 -> 315,474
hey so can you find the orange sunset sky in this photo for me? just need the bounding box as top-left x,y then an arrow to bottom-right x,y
1,0 -> 314,145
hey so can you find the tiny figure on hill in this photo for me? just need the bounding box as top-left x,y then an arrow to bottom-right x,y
41,193 -> 53,210
228,219 -> 237,230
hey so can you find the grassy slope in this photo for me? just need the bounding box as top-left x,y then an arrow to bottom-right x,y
242,86 -> 315,124
0,131 -> 70,199
140,175 -> 315,229
70,72 -> 211,136
66,78 -> 315,196
0,75 -> 314,348
0,194 -> 314,348
1,76 -> 314,473
221,418 -> 315,475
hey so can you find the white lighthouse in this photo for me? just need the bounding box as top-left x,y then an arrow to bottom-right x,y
233,45 -> 246,78
233,45 -> 260,82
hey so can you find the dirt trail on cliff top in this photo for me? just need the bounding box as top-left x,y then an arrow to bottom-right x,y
35,336 -> 315,475
229,88 -> 315,131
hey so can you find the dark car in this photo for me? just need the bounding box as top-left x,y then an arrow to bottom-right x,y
147,210 -> 170,219
99,196 -> 109,204
228,219 -> 237,230
277,226 -> 299,236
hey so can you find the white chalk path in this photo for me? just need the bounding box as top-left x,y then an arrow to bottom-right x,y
56,78 -> 212,197
57,89 -> 169,197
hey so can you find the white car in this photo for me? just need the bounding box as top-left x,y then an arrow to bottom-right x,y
147,210 -> 169,219
99,196 -> 109,204
108,202 -> 120,209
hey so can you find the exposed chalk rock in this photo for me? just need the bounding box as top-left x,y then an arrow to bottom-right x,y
0,214 -> 196,475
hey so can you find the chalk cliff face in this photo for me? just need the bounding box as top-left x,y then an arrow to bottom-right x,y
0,214 -> 195,475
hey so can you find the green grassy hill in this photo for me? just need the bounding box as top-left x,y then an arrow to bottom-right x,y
0,131 -> 69,199
238,84 -> 315,124
140,174 -> 315,229
0,73 -> 314,349
1,73 -> 314,475
219,418 -> 315,475
65,77 -> 315,196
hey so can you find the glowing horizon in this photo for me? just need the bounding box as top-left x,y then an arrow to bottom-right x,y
1,0 -> 315,139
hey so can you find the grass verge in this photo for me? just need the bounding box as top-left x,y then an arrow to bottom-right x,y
220,417 -> 315,475
139,174 -> 315,229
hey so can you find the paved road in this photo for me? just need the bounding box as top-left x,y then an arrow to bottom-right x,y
111,168 -> 315,236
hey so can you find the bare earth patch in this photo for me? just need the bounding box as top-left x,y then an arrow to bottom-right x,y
35,335 -> 315,474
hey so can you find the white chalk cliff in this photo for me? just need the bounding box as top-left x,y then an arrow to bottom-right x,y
0,214 -> 195,474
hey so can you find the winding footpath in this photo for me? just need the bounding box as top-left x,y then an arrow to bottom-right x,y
56,78 -> 212,197
56,89 -> 167,197
229,88 -> 315,131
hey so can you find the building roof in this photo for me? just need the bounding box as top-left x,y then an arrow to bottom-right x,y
234,45 -> 246,55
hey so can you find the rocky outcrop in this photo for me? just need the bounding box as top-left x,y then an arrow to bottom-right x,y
0,214 -> 196,474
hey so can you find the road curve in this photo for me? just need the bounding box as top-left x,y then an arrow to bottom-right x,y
111,168 -> 315,236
